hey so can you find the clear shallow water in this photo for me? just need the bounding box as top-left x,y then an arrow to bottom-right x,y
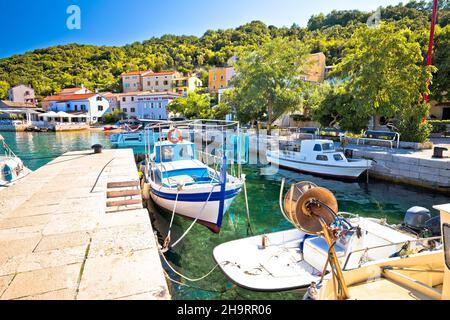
2,131 -> 449,300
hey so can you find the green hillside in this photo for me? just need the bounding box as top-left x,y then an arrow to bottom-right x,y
0,1 -> 449,101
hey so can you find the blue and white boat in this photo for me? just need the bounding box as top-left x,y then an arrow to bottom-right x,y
145,138 -> 245,233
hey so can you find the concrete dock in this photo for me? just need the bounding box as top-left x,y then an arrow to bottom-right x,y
0,149 -> 170,300
349,141 -> 450,193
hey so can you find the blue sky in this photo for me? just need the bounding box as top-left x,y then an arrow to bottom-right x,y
0,0 -> 403,58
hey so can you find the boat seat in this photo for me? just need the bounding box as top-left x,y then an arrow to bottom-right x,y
303,236 -> 346,272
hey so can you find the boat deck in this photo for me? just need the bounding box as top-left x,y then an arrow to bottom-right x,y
348,278 -> 435,300
0,149 -> 170,300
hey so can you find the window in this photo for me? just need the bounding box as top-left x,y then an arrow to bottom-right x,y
122,97 -> 126,102
131,97 -> 134,102
159,103 -> 162,108
96,96 -> 102,101
333,154 -> 344,161
163,80 -> 168,85
125,83 -> 130,88
130,108 -> 135,113
213,76 -> 216,81
322,143 -> 335,151
98,105 -> 103,111
147,81 -> 151,86
81,105 -> 86,111
313,144 -> 322,152
316,155 -> 328,161
151,103 -> 154,108
133,83 -> 136,87
122,108 -> 127,112
67,103 -> 70,108
155,81 -> 159,86
74,105 -> 78,111
159,115 -> 162,119
220,75 -> 224,80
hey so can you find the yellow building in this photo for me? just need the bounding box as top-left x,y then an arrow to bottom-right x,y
172,76 -> 203,95
301,52 -> 327,84
208,67 -> 235,94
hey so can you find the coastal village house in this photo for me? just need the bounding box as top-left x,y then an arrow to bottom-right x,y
42,91 -> 110,124
118,91 -> 179,120
7,84 -> 36,104
142,72 -> 181,92
121,70 -> 153,93
122,70 -> 202,96
208,67 -> 236,94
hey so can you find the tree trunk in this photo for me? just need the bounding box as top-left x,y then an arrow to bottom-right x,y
372,114 -> 381,130
267,100 -> 273,136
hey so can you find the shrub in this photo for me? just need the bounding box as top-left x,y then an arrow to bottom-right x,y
429,120 -> 449,133
395,103 -> 432,143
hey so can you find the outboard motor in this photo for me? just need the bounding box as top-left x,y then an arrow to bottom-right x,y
404,207 -> 431,231
403,206 -> 441,236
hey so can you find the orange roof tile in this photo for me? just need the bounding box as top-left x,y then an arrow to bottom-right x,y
121,70 -> 152,77
43,93 -> 97,102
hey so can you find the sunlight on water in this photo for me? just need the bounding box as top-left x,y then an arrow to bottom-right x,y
2,131 -> 449,300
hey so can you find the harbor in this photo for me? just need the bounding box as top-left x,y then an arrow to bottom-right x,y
0,147 -> 169,299
1,129 -> 449,300
1,0 -> 450,304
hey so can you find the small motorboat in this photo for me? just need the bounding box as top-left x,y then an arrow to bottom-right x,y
267,139 -> 372,179
103,125 -> 119,131
145,139 -> 245,233
314,203 -> 450,300
0,134 -> 31,189
110,131 -> 146,147
143,121 -> 246,234
213,181 -> 440,292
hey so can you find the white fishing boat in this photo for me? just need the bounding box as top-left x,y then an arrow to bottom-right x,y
144,121 -> 246,234
267,139 -> 372,179
0,134 -> 31,189
213,181 -> 440,292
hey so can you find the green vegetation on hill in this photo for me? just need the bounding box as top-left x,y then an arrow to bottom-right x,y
0,1 -> 449,103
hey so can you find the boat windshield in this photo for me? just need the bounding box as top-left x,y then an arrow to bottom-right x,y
156,144 -> 195,162
322,143 -> 335,151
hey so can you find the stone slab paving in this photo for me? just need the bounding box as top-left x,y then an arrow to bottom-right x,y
0,149 -> 170,300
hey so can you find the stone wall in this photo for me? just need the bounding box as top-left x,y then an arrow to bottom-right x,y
351,148 -> 450,193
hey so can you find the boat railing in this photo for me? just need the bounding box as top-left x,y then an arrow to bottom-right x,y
342,236 -> 441,271
0,137 -> 17,159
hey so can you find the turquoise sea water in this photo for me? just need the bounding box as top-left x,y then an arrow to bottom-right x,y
2,131 -> 449,300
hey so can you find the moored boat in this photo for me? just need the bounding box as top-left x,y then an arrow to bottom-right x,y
143,121 -> 246,234
213,180 -> 440,292
0,134 -> 32,189
267,139 -> 372,179
314,203 -> 450,300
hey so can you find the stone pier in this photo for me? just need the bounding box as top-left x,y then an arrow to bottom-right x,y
0,149 -> 170,300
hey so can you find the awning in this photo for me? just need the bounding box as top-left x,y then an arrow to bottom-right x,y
0,108 -> 39,114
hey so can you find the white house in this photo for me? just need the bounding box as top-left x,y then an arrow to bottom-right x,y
42,93 -> 110,123
8,84 -> 35,104
118,91 -> 180,120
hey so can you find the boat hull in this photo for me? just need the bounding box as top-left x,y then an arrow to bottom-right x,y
149,183 -> 242,233
267,152 -> 370,180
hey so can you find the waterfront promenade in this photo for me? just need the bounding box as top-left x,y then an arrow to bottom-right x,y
0,148 -> 170,300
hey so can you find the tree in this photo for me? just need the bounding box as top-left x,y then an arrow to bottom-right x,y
228,38 -> 310,134
0,80 -> 9,99
431,25 -> 450,102
168,92 -> 214,119
332,23 -> 432,130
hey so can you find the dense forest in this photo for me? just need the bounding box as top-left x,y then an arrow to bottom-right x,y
0,1 -> 449,102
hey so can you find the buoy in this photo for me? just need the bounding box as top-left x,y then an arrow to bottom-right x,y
2,164 -> 13,182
